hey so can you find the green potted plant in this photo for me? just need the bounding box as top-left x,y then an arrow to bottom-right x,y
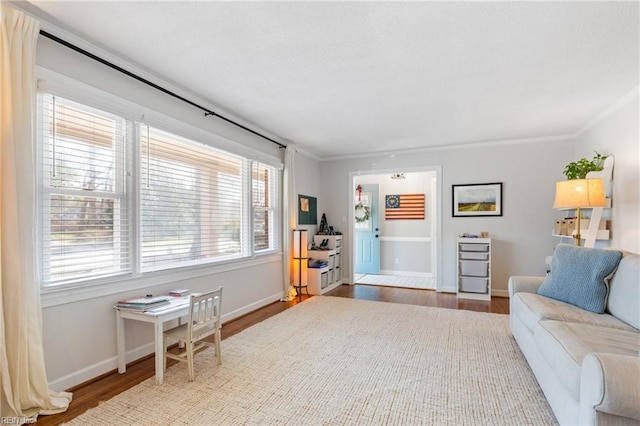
563,152 -> 607,180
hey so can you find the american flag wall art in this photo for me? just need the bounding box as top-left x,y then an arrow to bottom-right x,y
385,194 -> 425,220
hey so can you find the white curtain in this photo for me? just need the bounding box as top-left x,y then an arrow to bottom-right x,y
280,144 -> 297,301
1,5 -> 72,422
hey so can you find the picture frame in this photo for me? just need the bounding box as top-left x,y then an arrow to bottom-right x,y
452,183 -> 503,217
298,194 -> 318,224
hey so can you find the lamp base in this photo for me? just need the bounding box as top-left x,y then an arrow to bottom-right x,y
293,284 -> 309,301
574,207 -> 582,247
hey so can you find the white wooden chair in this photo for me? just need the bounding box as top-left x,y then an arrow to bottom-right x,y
163,287 -> 222,381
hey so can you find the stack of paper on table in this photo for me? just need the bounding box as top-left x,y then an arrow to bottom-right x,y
169,289 -> 190,297
116,296 -> 171,311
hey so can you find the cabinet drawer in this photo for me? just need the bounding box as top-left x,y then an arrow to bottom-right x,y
459,260 -> 488,277
321,271 -> 329,288
459,277 -> 488,293
459,243 -> 489,252
459,251 -> 488,261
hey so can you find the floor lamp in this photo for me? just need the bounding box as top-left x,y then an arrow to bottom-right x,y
292,229 -> 308,300
553,178 -> 606,247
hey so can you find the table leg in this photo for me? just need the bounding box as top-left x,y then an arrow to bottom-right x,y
154,319 -> 164,385
116,311 -> 126,374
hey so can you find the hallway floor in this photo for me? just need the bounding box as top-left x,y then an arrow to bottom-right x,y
354,274 -> 434,289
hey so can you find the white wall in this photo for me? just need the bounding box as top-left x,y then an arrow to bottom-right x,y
34,35 -> 320,390
572,91 -> 639,253
294,152 -> 322,235
320,139 -> 575,295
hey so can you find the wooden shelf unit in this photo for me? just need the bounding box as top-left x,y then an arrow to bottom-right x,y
552,156 -> 614,248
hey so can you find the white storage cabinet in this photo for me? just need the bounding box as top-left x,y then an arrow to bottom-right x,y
308,235 -> 343,295
457,237 -> 491,301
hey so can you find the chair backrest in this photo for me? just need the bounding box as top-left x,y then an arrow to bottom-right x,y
187,287 -> 222,339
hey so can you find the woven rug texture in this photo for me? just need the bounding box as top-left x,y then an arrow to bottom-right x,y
65,296 -> 556,425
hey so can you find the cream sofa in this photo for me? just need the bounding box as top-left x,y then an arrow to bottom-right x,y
509,249 -> 640,425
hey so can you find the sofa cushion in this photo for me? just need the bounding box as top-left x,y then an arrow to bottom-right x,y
512,292 -> 637,334
534,320 -> 640,398
538,244 -> 623,313
607,252 -> 640,329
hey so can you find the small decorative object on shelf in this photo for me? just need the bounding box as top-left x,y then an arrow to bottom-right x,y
317,213 -> 341,235
562,152 -> 607,180
318,213 -> 330,234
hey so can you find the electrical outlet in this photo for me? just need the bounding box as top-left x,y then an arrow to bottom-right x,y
394,257 -> 400,265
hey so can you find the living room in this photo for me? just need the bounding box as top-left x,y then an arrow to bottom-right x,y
2,1 -> 638,424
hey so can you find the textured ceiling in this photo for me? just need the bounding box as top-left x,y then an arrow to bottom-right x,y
21,1 -> 640,159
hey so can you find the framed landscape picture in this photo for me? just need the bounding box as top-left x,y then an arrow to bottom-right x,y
452,183 -> 503,217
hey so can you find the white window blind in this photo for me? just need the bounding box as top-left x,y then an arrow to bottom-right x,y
38,86 -> 281,289
252,162 -> 279,252
39,94 -> 130,285
140,125 -> 246,271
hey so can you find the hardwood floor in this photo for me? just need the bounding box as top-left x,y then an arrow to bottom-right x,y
36,285 -> 509,424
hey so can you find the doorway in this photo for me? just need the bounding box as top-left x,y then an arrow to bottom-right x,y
350,168 -> 442,291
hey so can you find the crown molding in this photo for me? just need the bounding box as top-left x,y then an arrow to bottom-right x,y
321,133 -> 574,162
573,86 -> 639,138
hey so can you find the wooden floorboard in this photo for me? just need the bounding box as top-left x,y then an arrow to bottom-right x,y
36,285 -> 509,424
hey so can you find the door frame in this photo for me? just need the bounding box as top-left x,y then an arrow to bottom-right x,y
348,165 -> 443,291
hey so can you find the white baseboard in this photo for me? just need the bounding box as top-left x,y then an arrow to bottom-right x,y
220,292 -> 284,324
48,343 -> 154,392
440,288 -> 509,298
48,291 -> 284,391
491,289 -> 509,298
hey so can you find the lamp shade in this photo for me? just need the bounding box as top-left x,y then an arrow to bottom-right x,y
292,229 -> 308,258
553,179 -> 606,209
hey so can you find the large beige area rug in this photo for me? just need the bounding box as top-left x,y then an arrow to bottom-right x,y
67,296 -> 556,425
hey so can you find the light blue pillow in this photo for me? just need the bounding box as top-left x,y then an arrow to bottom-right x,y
538,244 -> 623,313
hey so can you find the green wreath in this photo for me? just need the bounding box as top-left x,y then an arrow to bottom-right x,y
354,202 -> 371,223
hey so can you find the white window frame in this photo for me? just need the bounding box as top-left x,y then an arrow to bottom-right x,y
251,161 -> 279,254
38,94 -> 133,286
36,68 -> 282,305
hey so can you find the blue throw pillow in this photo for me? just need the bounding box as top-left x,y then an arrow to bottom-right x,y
538,244 -> 623,313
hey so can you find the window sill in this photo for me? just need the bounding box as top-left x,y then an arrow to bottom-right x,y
40,253 -> 282,308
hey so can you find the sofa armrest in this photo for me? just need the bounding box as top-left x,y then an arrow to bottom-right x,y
507,276 -> 545,297
579,353 -> 640,424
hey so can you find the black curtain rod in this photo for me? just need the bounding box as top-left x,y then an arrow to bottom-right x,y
39,30 -> 286,149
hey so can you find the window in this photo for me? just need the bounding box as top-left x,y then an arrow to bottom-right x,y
38,93 -> 280,287
252,162 -> 278,252
39,94 -> 130,285
140,125 -> 245,271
